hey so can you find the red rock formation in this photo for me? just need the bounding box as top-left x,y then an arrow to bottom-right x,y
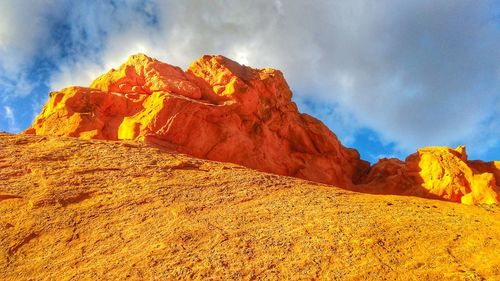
25,54 -> 499,204
25,54 -> 368,188
357,146 -> 499,205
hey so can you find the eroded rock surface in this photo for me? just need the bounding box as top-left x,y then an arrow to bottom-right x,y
25,54 -> 499,204
358,146 -> 499,205
25,54 -> 368,188
1,133 -> 499,280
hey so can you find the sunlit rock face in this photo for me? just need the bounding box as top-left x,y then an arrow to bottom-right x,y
358,146 -> 499,205
25,54 -> 499,204
3,133 -> 500,279
25,54 -> 368,187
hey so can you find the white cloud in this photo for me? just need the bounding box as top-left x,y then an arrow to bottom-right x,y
0,0 -> 499,158
3,106 -> 19,132
0,0 -> 66,99
0,0 -> 65,72
49,61 -> 106,90
0,72 -> 34,100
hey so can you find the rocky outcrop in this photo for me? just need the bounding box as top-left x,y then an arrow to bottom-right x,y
25,54 -> 368,188
24,53 -> 499,204
357,146 -> 499,205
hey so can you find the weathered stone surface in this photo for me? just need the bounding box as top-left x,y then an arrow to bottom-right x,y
24,53 -> 499,204
358,146 -> 499,205
26,54 -> 368,188
2,133 -> 499,280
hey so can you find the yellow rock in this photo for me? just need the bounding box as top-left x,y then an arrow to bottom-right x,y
358,146 -> 499,204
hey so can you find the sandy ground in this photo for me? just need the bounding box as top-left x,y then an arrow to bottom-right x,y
0,133 -> 499,280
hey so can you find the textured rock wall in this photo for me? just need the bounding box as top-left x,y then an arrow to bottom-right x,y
26,54 -> 368,188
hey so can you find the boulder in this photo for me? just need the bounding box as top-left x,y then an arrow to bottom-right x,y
358,146 -> 499,204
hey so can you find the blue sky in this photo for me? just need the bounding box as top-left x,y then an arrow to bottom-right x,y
0,0 -> 499,163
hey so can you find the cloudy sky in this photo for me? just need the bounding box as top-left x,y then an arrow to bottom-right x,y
0,0 -> 499,162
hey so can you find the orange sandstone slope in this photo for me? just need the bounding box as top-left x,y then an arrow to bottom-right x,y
25,54 -> 368,188
1,133 -> 500,280
25,54 -> 499,204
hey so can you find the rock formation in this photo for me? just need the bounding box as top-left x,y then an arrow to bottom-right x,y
357,146 -> 499,205
25,54 -> 499,204
25,54 -> 369,188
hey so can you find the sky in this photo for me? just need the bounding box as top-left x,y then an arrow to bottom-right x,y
0,0 -> 499,163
